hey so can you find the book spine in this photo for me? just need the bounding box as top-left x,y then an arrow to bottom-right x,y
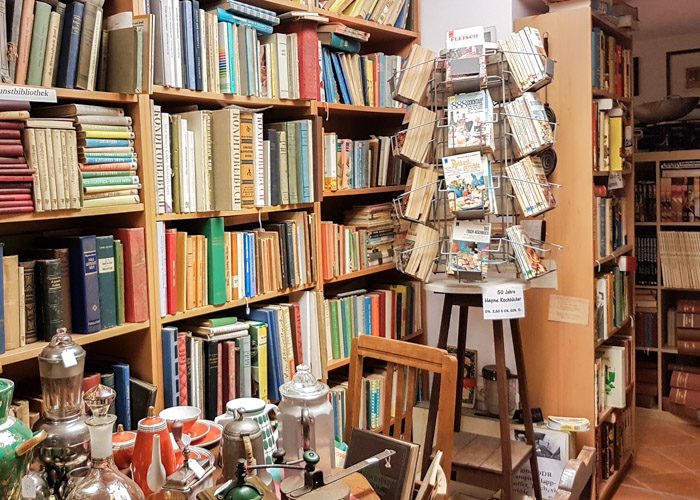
177,331 -> 188,405
26,1 -> 52,86
54,1 -> 84,88
96,235 -> 116,329
114,228 -> 148,323
203,339 -> 218,420
191,1 -> 202,91
161,326 -> 179,407
36,258 -> 63,341
20,261 -> 37,344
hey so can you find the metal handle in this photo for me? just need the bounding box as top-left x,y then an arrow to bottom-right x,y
301,408 -> 311,452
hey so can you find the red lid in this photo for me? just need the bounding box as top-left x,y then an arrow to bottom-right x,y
137,416 -> 167,432
112,430 -> 136,448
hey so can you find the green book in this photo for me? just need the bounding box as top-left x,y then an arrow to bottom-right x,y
294,121 -> 305,205
329,300 -> 340,360
320,33 -> 361,53
82,176 -> 140,187
27,1 -> 53,86
100,372 -> 116,415
342,297 -> 352,359
171,116 -> 182,213
247,321 -> 268,401
202,316 -> 237,327
114,239 -> 125,325
286,122 -> 298,204
96,235 -> 117,329
200,217 -> 226,306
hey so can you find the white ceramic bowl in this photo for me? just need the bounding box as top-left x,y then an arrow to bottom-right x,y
159,405 -> 201,432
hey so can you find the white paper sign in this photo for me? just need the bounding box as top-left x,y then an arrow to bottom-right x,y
61,350 -> 78,368
482,285 -> 525,319
608,172 -> 624,190
0,85 -> 57,102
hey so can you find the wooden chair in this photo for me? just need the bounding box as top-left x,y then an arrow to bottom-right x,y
345,335 -> 458,476
553,447 -> 595,500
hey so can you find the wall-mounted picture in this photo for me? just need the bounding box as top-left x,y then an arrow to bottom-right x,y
666,48 -> 700,97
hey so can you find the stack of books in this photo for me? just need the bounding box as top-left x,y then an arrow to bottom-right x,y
400,166 -> 438,222
674,300 -> 700,355
593,99 -> 626,172
594,192 -> 625,259
506,156 -> 556,217
658,232 -> 700,289
324,282 -> 421,361
498,27 -> 550,92
152,107 -> 315,214
157,213 -> 315,315
634,179 -> 656,222
319,0 -> 412,29
634,289 -> 657,349
0,101 -> 33,214
6,0 -> 104,89
344,203 -> 395,265
447,90 -> 494,153
32,104 -> 141,209
667,364 -> 700,415
395,104 -> 436,165
635,234 -> 657,285
594,266 -> 630,341
506,224 -> 548,280
322,133 -> 404,191
504,92 -> 554,158
592,27 -> 632,98
0,228 -> 147,353
393,44 -> 435,104
596,406 -> 632,482
659,164 -> 700,222
395,222 -> 440,281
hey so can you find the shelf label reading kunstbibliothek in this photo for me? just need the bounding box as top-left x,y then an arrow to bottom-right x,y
0,85 -> 57,102
482,285 -> 525,320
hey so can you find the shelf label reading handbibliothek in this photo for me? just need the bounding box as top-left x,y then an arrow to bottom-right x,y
482,285 -> 525,320
0,85 -> 57,102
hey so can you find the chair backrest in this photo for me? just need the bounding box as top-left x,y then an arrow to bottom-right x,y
553,446 -> 595,500
345,335 -> 458,475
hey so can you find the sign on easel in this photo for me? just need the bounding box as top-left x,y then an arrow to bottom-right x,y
482,285 -> 525,319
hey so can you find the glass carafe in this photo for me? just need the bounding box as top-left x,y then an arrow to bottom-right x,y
278,364 -> 335,473
38,328 -> 86,419
65,413 -> 145,499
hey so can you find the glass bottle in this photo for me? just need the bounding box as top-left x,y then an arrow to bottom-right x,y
65,413 -> 145,500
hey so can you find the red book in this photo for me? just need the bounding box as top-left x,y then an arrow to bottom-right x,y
289,302 -> 303,368
113,228 -> 149,323
217,342 -> 223,416
377,290 -> 386,338
221,341 -> 237,404
671,370 -> 700,392
277,21 -> 320,100
0,188 -> 31,194
0,121 -> 25,130
0,163 -> 28,169
0,169 -> 35,175
676,328 -> 700,342
0,183 -> 34,189
0,206 -> 32,213
0,145 -> 24,156
0,200 -> 33,207
0,140 -> 22,146
0,130 -> 21,139
0,194 -> 31,201
0,157 -> 27,164
678,340 -> 700,356
177,332 -> 188,405
165,229 -> 177,315
0,101 -> 29,111
370,293 -> 380,337
81,164 -> 136,172
669,387 -> 700,409
0,176 -> 34,182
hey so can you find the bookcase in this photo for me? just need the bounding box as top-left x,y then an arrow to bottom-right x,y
0,0 -> 425,417
515,3 -> 636,498
634,149 -> 700,417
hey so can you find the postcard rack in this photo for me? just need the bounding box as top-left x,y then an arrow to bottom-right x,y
390,38 -> 561,284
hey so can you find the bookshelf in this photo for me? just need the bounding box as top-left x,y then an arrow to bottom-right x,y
515,5 -> 636,498
0,0 -> 424,420
633,149 -> 700,417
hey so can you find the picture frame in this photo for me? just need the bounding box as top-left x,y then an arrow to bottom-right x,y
666,48 -> 700,98
447,346 -> 478,408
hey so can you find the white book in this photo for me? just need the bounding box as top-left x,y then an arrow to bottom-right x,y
237,233 -> 245,299
277,34 -> 289,99
218,22 -> 230,93
207,13 -> 219,92
180,111 -> 208,212
162,112 -> 173,212
152,105 -> 165,214
323,299 -> 333,362
157,221 -> 167,317
253,113 -> 265,207
178,118 -> 190,211
24,129 -> 43,212
150,0 -> 166,85
63,129 -> 81,209
187,130 -> 196,211
199,9 -> 208,92
44,130 -> 59,210
170,0 -> 183,88
263,140 -> 271,206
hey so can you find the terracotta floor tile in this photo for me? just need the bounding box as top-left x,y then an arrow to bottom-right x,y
656,443 -> 700,471
635,423 -> 697,448
634,472 -> 700,498
621,475 -> 647,488
612,485 -> 664,499
629,447 -> 692,477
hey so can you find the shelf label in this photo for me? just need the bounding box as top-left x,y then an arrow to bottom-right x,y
548,294 -> 590,325
482,285 -> 525,320
0,85 -> 57,103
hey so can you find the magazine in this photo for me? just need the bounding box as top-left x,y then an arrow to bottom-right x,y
447,90 -> 494,152
448,221 -> 491,277
442,152 -> 488,213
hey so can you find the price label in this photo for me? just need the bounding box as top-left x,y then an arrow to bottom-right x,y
61,350 -> 78,368
482,285 -> 525,320
608,172 -> 624,190
188,458 -> 206,479
21,476 -> 36,498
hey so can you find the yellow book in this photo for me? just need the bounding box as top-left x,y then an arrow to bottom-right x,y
609,110 -> 623,172
80,130 -> 135,139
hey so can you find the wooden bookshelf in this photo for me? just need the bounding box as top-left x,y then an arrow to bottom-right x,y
323,262 -> 395,284
313,101 -> 408,117
516,7 -> 635,497
0,204 -> 144,224
151,85 -> 308,108
155,203 -> 314,221
322,185 -> 405,197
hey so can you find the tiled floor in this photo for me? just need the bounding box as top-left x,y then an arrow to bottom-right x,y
616,408 -> 700,499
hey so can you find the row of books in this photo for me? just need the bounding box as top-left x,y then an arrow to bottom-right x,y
319,0 -> 412,29
507,224 -> 549,280
498,27 -> 549,93
505,156 -> 556,217
321,48 -> 403,108
593,99 -> 627,172
594,266 -> 630,341
671,300 -> 700,356
395,221 -> 439,282
0,228 -> 147,354
635,234 -> 657,286
0,101 -> 33,214
634,289 -> 657,349
322,133 -> 404,191
659,169 -> 700,222
151,106 -> 315,214
636,361 -> 657,409
595,339 -> 630,421
634,180 -> 655,222
597,406 -> 632,483
503,92 -> 554,159
329,381 -> 348,443
594,194 -> 625,260
323,282 -> 421,361
658,231 -> 700,290
395,104 -> 436,165
161,292 -> 324,416
156,212 -> 315,315
320,203 -> 395,280
591,27 -> 632,99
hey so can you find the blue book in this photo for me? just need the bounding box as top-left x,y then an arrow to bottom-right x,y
330,52 -> 352,105
95,236 -> 117,329
364,296 -> 372,335
47,236 -> 101,333
298,121 -> 312,203
216,8 -> 274,35
84,157 -> 136,164
321,49 -> 337,103
248,232 -> 256,296
394,0 -> 410,29
85,138 -> 132,148
592,29 -> 600,89
55,2 -> 84,88
112,363 -> 131,430
192,0 -> 203,91
228,23 -> 236,94
180,1 -> 196,90
216,0 -> 279,26
161,327 -> 180,407
247,308 -> 282,400
0,243 -> 4,354
243,232 -> 251,297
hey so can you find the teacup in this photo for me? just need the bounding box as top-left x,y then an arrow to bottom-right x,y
159,405 -> 201,433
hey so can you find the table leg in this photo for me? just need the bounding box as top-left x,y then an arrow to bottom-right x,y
494,319 -> 513,500
454,304 -> 468,431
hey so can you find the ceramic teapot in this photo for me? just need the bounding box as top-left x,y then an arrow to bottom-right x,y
0,378 -> 46,499
131,407 -> 182,495
215,398 -> 278,465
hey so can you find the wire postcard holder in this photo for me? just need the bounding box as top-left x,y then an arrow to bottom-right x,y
389,28 -> 562,284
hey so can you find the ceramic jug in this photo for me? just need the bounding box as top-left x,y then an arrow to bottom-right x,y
131,409 -> 182,496
215,398 -> 278,464
0,378 -> 47,499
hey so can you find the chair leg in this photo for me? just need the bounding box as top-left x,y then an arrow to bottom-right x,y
493,319 -> 513,500
454,304 -> 469,431
423,293 -> 454,474
510,318 -> 543,500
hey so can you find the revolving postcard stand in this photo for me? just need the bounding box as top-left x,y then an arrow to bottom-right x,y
390,40 -> 561,285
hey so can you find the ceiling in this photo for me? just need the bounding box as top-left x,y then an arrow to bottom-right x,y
627,0 -> 700,39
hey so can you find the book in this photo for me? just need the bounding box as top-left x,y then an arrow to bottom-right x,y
129,377 -> 156,430
448,221 -> 491,279
55,1 -> 84,88
161,326 -> 180,408
442,152 -> 489,213
113,228 -> 148,323
506,224 -> 548,280
95,235 -> 116,329
447,90 -> 494,153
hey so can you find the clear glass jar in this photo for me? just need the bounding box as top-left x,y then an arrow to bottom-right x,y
65,414 -> 145,500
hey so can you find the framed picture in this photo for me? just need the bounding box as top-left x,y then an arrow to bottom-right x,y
666,48 -> 700,98
447,346 -> 478,408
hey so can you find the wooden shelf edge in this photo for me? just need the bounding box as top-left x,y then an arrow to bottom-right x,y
310,7 -> 419,41
326,329 -> 423,371
316,102 -> 407,117
0,204 -> 144,224
324,262 -> 395,284
156,203 -> 314,221
595,316 -> 632,348
323,185 -> 405,198
0,321 -> 150,367
0,84 -> 138,103
152,85 -> 309,108
594,244 -> 633,267
160,284 -> 317,324
593,169 -> 632,177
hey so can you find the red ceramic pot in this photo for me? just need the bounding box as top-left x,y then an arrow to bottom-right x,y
131,415 -> 183,495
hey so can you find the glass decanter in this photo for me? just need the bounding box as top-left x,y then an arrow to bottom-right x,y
66,385 -> 145,500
